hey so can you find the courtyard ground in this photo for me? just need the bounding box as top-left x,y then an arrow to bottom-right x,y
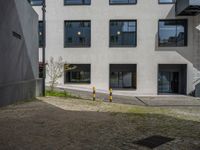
0,96 -> 200,150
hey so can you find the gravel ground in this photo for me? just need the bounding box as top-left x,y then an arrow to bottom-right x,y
0,97 -> 199,150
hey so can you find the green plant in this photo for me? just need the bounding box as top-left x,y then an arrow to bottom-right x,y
45,90 -> 81,99
46,57 -> 76,92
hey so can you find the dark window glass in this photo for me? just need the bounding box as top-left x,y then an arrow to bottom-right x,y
64,21 -> 91,47
159,0 -> 175,4
30,0 -> 43,6
110,64 -> 137,89
39,21 -> 44,48
65,64 -> 91,83
39,63 -> 44,78
110,20 -> 137,47
159,20 -> 187,47
64,0 -> 91,5
110,0 -> 137,4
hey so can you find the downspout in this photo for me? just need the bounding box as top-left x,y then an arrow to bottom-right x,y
42,0 -> 46,96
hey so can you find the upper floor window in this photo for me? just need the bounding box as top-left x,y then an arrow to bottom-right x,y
159,0 -> 175,4
30,0 -> 43,6
159,20 -> 188,47
64,21 -> 91,47
110,20 -> 137,47
110,0 -> 137,5
39,21 -> 44,48
64,0 -> 91,5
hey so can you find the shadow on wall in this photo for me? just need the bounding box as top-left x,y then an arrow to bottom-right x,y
154,5 -> 200,94
154,5 -> 195,64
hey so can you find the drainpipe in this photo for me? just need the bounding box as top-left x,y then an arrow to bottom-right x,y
42,0 -> 46,96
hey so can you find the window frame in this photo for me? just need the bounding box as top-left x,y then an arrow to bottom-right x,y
64,0 -> 91,5
109,19 -> 137,48
30,0 -> 43,6
38,21 -> 44,48
109,64 -> 137,90
109,0 -> 137,5
158,19 -> 188,47
158,0 -> 176,4
64,64 -> 91,84
64,20 -> 91,48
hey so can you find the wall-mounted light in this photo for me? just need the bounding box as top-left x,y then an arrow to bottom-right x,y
117,31 -> 121,35
77,31 -> 81,35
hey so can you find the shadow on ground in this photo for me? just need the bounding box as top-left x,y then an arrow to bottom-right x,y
0,100 -> 199,150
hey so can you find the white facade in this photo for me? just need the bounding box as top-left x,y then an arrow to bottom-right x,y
33,0 -> 200,96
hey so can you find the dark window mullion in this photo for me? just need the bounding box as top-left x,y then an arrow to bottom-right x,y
176,20 -> 178,47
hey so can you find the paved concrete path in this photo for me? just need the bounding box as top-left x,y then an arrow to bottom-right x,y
137,96 -> 200,107
60,88 -> 200,107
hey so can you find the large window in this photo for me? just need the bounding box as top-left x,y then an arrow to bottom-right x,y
159,20 -> 187,47
39,21 -> 44,48
110,64 -> 137,89
110,0 -> 137,5
64,21 -> 91,47
159,0 -> 175,4
110,20 -> 137,47
65,64 -> 91,84
64,0 -> 91,5
30,0 -> 43,6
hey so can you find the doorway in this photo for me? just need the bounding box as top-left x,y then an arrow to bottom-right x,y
158,64 -> 187,94
158,71 -> 179,93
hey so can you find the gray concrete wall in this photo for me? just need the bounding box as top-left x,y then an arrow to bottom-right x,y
194,14 -> 200,96
176,0 -> 189,15
0,0 -> 39,106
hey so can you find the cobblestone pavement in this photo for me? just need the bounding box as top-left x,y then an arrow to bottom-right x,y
0,97 -> 199,150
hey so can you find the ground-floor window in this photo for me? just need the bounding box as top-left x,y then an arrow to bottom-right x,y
65,64 -> 91,84
158,64 -> 187,94
110,64 -> 137,89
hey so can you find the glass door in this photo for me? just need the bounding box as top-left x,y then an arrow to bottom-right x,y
171,72 -> 179,93
123,72 -> 132,88
158,71 -> 179,94
110,72 -> 133,89
158,71 -> 171,93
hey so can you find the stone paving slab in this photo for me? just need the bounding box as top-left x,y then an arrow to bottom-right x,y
137,96 -> 200,107
61,88 -> 145,106
57,87 -> 200,107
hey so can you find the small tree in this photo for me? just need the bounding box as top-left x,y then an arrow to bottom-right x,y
46,56 -> 76,91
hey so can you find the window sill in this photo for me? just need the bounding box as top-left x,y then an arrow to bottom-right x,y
64,83 -> 91,85
64,4 -> 91,6
109,3 -> 137,5
64,46 -> 91,48
110,88 -> 137,91
109,45 -> 137,48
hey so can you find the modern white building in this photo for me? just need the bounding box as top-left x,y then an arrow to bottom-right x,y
30,0 -> 200,96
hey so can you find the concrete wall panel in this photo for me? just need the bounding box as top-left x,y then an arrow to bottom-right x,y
0,0 -> 39,106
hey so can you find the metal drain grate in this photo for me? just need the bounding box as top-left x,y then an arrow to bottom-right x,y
133,135 -> 174,149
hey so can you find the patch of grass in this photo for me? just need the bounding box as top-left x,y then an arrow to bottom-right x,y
45,90 -> 81,99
